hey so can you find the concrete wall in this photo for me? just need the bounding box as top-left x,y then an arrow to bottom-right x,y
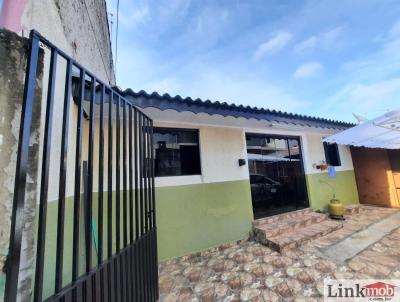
144,119 -> 359,260
152,122 -> 254,260
0,29 -> 43,302
302,133 -> 354,174
1,0 -> 115,85
154,122 -> 249,187
42,112 -> 359,262
302,133 -> 359,210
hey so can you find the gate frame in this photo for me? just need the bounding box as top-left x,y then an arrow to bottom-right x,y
4,30 -> 158,302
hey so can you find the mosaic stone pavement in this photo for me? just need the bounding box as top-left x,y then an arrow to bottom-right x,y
158,206 -> 400,301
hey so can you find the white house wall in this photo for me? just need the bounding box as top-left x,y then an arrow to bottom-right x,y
153,121 -> 249,187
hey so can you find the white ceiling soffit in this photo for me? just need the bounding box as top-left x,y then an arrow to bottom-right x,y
142,107 -> 340,135
323,110 -> 400,149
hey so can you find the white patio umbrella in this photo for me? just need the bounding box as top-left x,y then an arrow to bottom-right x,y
323,110 -> 400,149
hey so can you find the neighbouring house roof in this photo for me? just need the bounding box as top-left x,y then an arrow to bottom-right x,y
323,110 -> 400,149
121,89 -> 354,130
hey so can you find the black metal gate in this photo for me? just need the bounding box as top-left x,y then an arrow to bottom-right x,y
5,31 -> 158,301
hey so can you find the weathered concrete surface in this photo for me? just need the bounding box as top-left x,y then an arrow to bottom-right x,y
0,29 -> 43,302
21,0 -> 115,85
322,211 -> 400,262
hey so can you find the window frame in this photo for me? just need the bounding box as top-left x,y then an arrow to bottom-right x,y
323,142 -> 341,167
153,127 -> 202,177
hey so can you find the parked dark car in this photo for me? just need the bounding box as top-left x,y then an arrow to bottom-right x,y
249,174 -> 281,208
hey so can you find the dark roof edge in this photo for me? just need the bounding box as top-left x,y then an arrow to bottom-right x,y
119,88 -> 355,129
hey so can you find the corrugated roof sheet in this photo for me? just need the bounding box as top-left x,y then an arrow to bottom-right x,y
323,110 -> 400,149
121,88 -> 354,130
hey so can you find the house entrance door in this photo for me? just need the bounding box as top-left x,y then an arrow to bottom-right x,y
246,134 -> 309,219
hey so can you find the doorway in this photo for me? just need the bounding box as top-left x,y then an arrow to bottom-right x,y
246,133 -> 309,219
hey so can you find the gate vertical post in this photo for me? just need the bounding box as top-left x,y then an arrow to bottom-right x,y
33,47 -> 58,302
4,31 -> 40,302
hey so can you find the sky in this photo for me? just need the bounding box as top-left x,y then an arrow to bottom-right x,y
106,0 -> 400,122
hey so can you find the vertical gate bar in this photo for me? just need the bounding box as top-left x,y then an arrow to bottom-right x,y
146,118 -> 152,230
72,68 -> 85,281
128,106 -> 134,301
84,272 -> 92,302
115,256 -> 121,302
139,114 -> 145,301
33,48 -> 58,302
55,58 -> 72,292
77,282 -> 83,302
122,251 -> 127,302
143,118 -> 148,234
150,231 -> 154,302
108,261 -> 115,302
122,101 -> 128,302
145,118 -> 151,300
150,120 -> 159,298
138,113 -> 144,236
148,121 -> 155,301
151,232 -> 155,302
128,106 -> 134,243
153,231 -> 157,301
133,242 -> 139,301
150,120 -> 156,228
144,117 -> 150,233
134,109 -> 139,240
122,100 -> 128,248
145,236 -> 149,302
94,270 -> 101,302
4,32 -> 39,302
86,76 -> 96,273
148,119 -> 153,301
125,249 -> 129,302
83,161 -> 89,277
146,233 -> 150,301
107,91 -> 113,258
102,264 -> 108,302
107,92 -> 114,302
147,118 -> 153,230
98,84 -> 105,265
149,121 -> 155,301
116,96 -> 121,252
138,238 -> 144,302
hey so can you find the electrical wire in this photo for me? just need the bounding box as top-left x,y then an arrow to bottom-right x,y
114,0 -> 120,80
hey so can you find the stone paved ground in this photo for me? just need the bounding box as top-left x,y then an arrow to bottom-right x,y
158,206 -> 400,301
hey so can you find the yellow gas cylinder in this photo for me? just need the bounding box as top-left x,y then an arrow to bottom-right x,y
328,198 -> 345,219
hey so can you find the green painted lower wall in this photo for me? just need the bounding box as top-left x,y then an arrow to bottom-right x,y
0,272 -> 4,301
40,179 -> 253,298
41,192 -> 123,299
36,174 -> 358,298
306,170 -> 359,210
155,179 -> 254,261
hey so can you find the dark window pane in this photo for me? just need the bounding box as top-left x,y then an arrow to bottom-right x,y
323,142 -> 341,166
154,128 -> 201,176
